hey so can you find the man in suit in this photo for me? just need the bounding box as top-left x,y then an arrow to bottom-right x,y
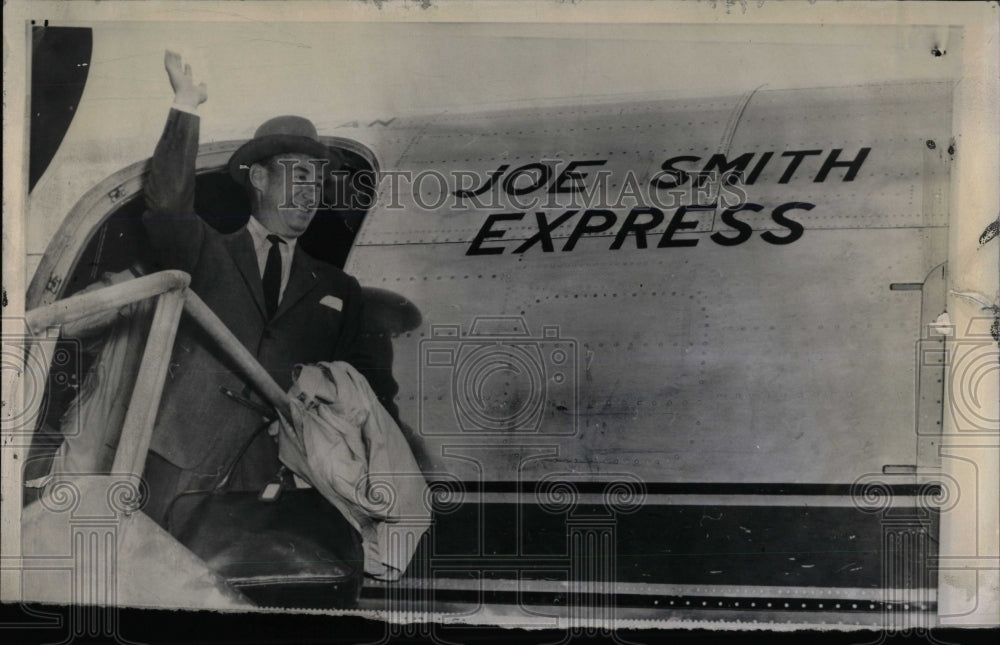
140,51 -> 392,527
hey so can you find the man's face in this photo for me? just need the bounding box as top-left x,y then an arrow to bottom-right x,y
251,153 -> 325,238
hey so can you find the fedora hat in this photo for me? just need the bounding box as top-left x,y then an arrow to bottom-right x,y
228,115 -> 343,186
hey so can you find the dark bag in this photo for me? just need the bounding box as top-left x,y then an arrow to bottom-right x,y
165,406 -> 364,610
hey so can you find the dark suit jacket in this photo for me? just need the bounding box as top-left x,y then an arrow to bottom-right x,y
142,109 -> 386,478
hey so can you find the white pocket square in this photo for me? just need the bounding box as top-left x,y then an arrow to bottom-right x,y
319,295 -> 343,311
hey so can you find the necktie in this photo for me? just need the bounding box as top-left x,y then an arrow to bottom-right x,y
262,234 -> 285,318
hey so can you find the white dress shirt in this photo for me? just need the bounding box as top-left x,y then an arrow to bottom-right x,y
245,215 -> 296,305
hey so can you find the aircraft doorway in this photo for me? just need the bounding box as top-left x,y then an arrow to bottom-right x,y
23,137 -> 381,487
59,139 -> 378,297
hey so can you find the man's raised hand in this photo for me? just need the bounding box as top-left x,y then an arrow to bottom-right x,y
164,50 -> 208,108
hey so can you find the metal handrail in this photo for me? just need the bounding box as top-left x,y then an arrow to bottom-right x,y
25,270 -> 191,335
182,290 -> 293,421
22,270 -> 292,479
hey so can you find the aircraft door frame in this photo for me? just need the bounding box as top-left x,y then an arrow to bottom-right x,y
27,136 -> 381,310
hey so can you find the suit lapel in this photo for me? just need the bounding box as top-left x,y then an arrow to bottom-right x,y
223,230 -> 268,319
272,247 -> 319,322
